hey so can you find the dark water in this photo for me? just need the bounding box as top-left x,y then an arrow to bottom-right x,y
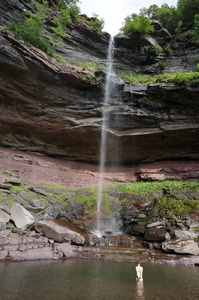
0,259 -> 198,300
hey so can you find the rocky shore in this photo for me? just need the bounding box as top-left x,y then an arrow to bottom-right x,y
0,147 -> 199,266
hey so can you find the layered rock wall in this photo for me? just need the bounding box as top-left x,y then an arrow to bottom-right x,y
0,0 -> 199,164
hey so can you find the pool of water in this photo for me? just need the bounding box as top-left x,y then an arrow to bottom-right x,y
0,259 -> 198,300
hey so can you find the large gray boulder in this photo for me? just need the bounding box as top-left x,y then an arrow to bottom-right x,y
173,229 -> 198,240
0,208 -> 10,223
10,203 -> 34,230
34,220 -> 85,245
162,239 -> 199,255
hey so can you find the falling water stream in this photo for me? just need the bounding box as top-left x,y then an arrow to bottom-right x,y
95,35 -> 115,237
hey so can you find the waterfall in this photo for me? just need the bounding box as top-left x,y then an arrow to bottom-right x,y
95,35 -> 115,237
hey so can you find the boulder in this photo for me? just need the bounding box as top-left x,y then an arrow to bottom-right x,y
162,239 -> 199,255
65,198 -> 85,220
173,229 -> 198,240
125,224 -> 146,236
0,208 -> 10,223
6,248 -> 55,261
56,242 -> 75,257
34,220 -> 85,245
147,221 -> 165,228
10,203 -> 35,230
12,194 -> 26,206
29,198 -> 45,208
144,227 -> 169,242
0,221 -> 6,231
0,203 -> 10,215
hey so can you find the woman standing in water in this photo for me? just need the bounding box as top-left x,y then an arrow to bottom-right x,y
136,260 -> 143,281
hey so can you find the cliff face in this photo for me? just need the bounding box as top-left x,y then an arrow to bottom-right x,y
0,0 -> 199,164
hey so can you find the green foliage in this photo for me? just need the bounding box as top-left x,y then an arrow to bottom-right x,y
88,14 -> 104,33
74,188 -> 97,213
73,181 -> 199,217
74,188 -> 116,217
50,19 -> 66,40
191,14 -> 199,41
51,0 -> 79,9
177,0 -> 199,27
9,13 -> 52,53
53,54 -> 68,65
7,0 -> 81,54
159,61 -> 166,71
158,4 -> 180,34
8,0 -> 53,53
139,3 -> 180,34
121,13 -> 154,36
69,4 -> 80,18
139,44 -> 163,55
47,192 -> 68,206
196,63 -> 199,72
59,8 -> 71,26
42,183 -> 69,190
75,60 -> 97,70
10,185 -> 25,194
118,71 -> 199,86
125,0 -> 199,36
49,8 -> 72,41
159,198 -> 199,214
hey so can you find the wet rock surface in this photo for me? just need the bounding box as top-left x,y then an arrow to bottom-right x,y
0,159 -> 198,264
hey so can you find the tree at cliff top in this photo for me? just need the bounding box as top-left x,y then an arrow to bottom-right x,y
43,0 -> 79,8
121,14 -> 154,36
121,0 -> 199,36
177,0 -> 199,27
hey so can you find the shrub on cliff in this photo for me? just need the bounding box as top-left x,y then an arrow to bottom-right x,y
118,71 -> 199,86
8,0 -> 82,54
177,0 -> 199,27
8,0 -> 53,53
191,14 -> 199,42
9,13 -> 52,53
121,14 -> 154,36
123,0 -> 199,36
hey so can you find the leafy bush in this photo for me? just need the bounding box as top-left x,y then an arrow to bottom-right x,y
52,54 -> 68,65
118,71 -> 199,86
9,15 -> 52,53
50,19 -> 67,41
69,4 -> 80,18
177,0 -> 199,27
191,14 -> 199,41
159,198 -> 199,214
126,0 -> 199,35
8,0 -> 53,53
88,14 -> 104,33
75,60 -> 97,70
121,13 -> 154,36
47,0 -> 79,9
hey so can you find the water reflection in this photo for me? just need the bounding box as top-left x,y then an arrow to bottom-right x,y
135,281 -> 145,300
0,260 -> 199,300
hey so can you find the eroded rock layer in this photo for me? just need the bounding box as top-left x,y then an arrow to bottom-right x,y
0,27 -> 199,164
0,0 -> 199,164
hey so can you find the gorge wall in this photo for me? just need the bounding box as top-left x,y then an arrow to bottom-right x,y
0,0 -> 199,166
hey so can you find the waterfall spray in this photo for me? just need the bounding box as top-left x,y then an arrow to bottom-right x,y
95,35 -> 115,237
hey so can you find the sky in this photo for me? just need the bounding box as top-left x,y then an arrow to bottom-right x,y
79,0 -> 178,35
